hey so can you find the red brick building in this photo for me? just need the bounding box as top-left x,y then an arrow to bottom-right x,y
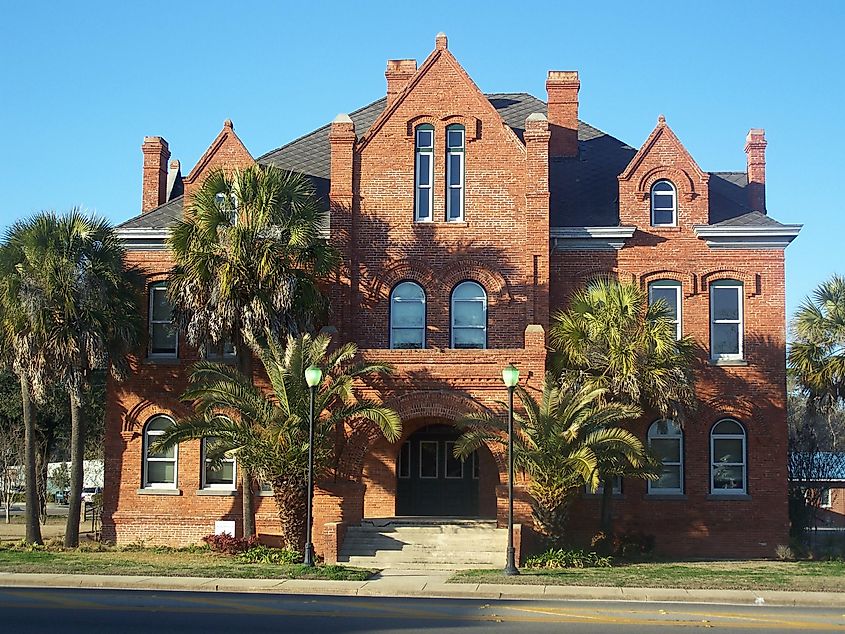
104,34 -> 800,560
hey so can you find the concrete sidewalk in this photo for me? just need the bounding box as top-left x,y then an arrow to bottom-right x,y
0,568 -> 843,608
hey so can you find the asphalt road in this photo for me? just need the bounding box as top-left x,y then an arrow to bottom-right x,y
0,588 -> 841,633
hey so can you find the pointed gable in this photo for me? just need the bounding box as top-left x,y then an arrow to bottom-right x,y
183,119 -> 254,199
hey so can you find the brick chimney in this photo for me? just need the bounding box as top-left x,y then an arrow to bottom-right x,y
386,60 -> 417,107
141,136 -> 170,213
745,128 -> 767,212
546,71 -> 580,158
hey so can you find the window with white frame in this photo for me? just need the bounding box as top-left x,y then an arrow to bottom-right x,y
205,339 -> 237,361
419,441 -> 438,479
415,124 -> 434,222
586,475 -> 622,495
648,420 -> 684,494
711,418 -> 747,494
390,281 -> 425,349
215,191 -> 239,225
451,281 -> 487,349
821,488 -> 833,509
651,180 -> 677,226
149,283 -> 177,358
710,280 -> 744,361
201,437 -> 237,489
446,125 -> 465,221
648,280 -> 682,340
143,415 -> 178,488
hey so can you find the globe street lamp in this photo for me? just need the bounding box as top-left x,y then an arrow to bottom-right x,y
303,364 -> 323,567
501,363 -> 520,576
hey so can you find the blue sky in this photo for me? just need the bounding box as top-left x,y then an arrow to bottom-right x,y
1,1 -> 842,317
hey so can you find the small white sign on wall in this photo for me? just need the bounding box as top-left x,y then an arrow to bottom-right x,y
214,520 -> 236,536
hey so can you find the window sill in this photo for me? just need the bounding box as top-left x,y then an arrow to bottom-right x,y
257,489 -> 274,497
196,488 -> 238,496
136,488 -> 182,496
707,493 -> 751,501
583,494 -> 624,499
709,358 -> 749,367
142,357 -> 181,365
645,494 -> 688,500
649,225 -> 681,232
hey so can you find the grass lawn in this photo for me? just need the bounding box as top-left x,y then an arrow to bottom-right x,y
450,560 -> 845,592
0,545 -> 374,581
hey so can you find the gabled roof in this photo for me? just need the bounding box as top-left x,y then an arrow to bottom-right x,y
117,195 -> 183,229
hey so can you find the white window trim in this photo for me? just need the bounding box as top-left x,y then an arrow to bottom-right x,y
647,420 -> 684,495
444,441 -> 464,479
710,419 -> 747,495
650,180 -> 677,227
415,127 -> 434,223
648,280 -> 682,340
201,437 -> 237,490
148,283 -> 177,358
205,340 -> 237,361
446,127 -> 465,222
419,440 -> 439,479
821,488 -> 832,509
710,281 -> 744,361
389,282 -> 426,350
397,441 -> 411,479
450,281 -> 487,349
143,416 -> 178,489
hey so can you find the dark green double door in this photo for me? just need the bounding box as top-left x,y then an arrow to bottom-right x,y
396,424 -> 479,517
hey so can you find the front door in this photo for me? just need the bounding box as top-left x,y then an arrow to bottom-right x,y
396,424 -> 479,516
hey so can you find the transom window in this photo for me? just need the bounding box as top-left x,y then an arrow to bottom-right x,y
711,418 -> 747,494
451,281 -> 487,349
201,437 -> 237,490
651,180 -> 677,226
415,124 -> 434,222
710,280 -> 744,361
390,281 -> 425,349
647,420 -> 684,495
648,280 -> 682,340
149,283 -> 177,358
446,125 -> 465,222
143,415 -> 177,489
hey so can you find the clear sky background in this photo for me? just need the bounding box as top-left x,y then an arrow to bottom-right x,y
1,1 -> 842,319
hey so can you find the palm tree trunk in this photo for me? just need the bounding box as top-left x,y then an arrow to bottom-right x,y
21,376 -> 42,545
64,389 -> 86,547
599,476 -> 614,535
271,476 -> 308,552
36,439 -> 48,525
241,469 -> 255,538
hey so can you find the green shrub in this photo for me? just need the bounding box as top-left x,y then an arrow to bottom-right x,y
524,548 -> 612,569
237,545 -> 302,565
201,533 -> 258,555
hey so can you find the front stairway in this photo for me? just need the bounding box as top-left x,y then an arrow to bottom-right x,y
337,518 -> 508,570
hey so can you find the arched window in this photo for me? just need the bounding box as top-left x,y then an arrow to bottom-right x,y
451,281 -> 487,349
446,124 -> 465,221
711,418 -> 747,494
710,279 -> 744,361
648,280 -> 682,340
390,281 -> 425,349
647,420 -> 684,495
414,124 -> 434,222
143,415 -> 177,489
201,436 -> 237,490
651,180 -> 677,226
149,282 -> 177,358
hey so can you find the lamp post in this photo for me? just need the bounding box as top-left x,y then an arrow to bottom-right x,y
303,364 -> 323,567
501,363 -> 520,576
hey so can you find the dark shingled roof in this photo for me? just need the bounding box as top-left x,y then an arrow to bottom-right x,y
118,93 -> 784,231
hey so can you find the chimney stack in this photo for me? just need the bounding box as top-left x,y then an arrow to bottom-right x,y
546,71 -> 580,158
141,136 -> 170,213
385,59 -> 417,107
745,129 -> 767,212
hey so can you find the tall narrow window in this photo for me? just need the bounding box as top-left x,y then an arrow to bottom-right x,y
446,125 -> 465,221
711,418 -> 747,494
143,415 -> 177,489
651,180 -> 677,226
648,280 -> 682,340
201,437 -> 236,490
205,339 -> 237,361
710,280 -> 743,361
451,281 -> 487,349
415,124 -> 434,222
397,441 -> 411,479
149,283 -> 177,358
390,282 -> 425,349
647,420 -> 684,495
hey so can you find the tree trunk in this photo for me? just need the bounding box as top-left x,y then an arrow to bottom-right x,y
36,439 -> 48,525
64,390 -> 86,547
599,476 -> 614,534
21,377 -> 42,545
530,485 -> 574,548
271,476 -> 307,553
241,470 -> 255,538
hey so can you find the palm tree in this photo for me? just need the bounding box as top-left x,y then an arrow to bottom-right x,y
166,165 -> 338,537
0,211 -> 143,547
154,333 -> 401,552
789,274 -> 845,450
455,376 -> 656,545
548,277 -> 697,532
